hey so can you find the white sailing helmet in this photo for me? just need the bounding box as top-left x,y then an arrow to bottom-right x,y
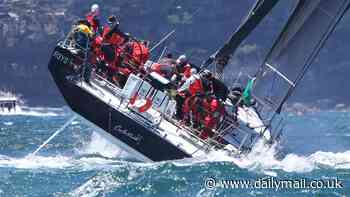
190,68 -> 197,75
91,4 -> 100,14
176,54 -> 187,64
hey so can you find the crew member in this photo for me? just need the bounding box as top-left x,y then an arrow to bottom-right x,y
177,68 -> 204,96
86,4 -> 102,34
201,69 -> 229,101
159,53 -> 176,65
178,68 -> 205,127
150,62 -> 175,79
122,40 -> 150,75
228,86 -> 243,106
172,55 -> 191,85
65,18 -> 92,55
73,19 -> 94,47
102,15 -> 129,47
200,97 -> 225,139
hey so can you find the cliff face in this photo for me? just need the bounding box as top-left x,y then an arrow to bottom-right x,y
0,0 -> 76,105
0,0 -> 350,106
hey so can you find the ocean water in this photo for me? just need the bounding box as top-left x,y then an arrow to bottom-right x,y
0,107 -> 349,197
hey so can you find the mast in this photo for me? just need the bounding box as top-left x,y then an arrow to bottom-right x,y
252,0 -> 350,119
201,0 -> 279,76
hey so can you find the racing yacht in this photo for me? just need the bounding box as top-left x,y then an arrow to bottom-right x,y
48,0 -> 350,162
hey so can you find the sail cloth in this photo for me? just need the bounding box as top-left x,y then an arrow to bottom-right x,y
253,0 -> 350,115
201,0 -> 279,69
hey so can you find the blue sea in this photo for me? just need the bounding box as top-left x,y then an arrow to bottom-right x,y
0,107 -> 349,196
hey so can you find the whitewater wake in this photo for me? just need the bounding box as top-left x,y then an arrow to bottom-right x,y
0,106 -> 64,117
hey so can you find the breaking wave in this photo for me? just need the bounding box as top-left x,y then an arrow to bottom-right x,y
203,140 -> 350,175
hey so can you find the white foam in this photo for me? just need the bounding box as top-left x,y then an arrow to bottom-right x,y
79,131 -> 132,159
3,122 -> 13,126
209,141 -> 350,174
0,106 -> 64,117
70,173 -> 123,197
0,153 -> 130,171
0,155 -> 72,169
241,142 -> 350,173
171,140 -> 350,174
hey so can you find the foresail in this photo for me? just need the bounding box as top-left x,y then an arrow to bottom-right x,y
201,0 -> 279,69
253,0 -> 350,116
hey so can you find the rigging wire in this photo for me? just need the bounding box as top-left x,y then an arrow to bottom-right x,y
31,116 -> 77,156
274,0 -> 350,115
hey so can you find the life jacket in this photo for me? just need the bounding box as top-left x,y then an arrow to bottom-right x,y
102,25 -> 125,46
86,12 -> 100,33
201,97 -> 211,114
189,77 -> 204,96
209,98 -> 225,119
203,114 -> 216,129
123,41 -> 150,72
130,41 -> 150,65
92,36 -> 103,48
178,75 -> 204,96
90,36 -> 103,64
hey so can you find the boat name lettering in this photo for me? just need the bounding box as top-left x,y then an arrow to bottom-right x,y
113,125 -> 143,143
53,51 -> 71,65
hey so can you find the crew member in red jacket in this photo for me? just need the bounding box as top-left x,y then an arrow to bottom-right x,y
200,97 -> 225,139
102,15 -> 129,47
178,68 -> 205,127
86,4 -> 102,34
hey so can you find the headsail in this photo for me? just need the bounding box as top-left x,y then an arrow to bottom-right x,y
253,0 -> 350,119
201,0 -> 279,73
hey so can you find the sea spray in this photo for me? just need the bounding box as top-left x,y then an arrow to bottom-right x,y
79,131 -> 133,159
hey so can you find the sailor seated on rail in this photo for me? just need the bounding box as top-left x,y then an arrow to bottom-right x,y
227,78 -> 256,108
